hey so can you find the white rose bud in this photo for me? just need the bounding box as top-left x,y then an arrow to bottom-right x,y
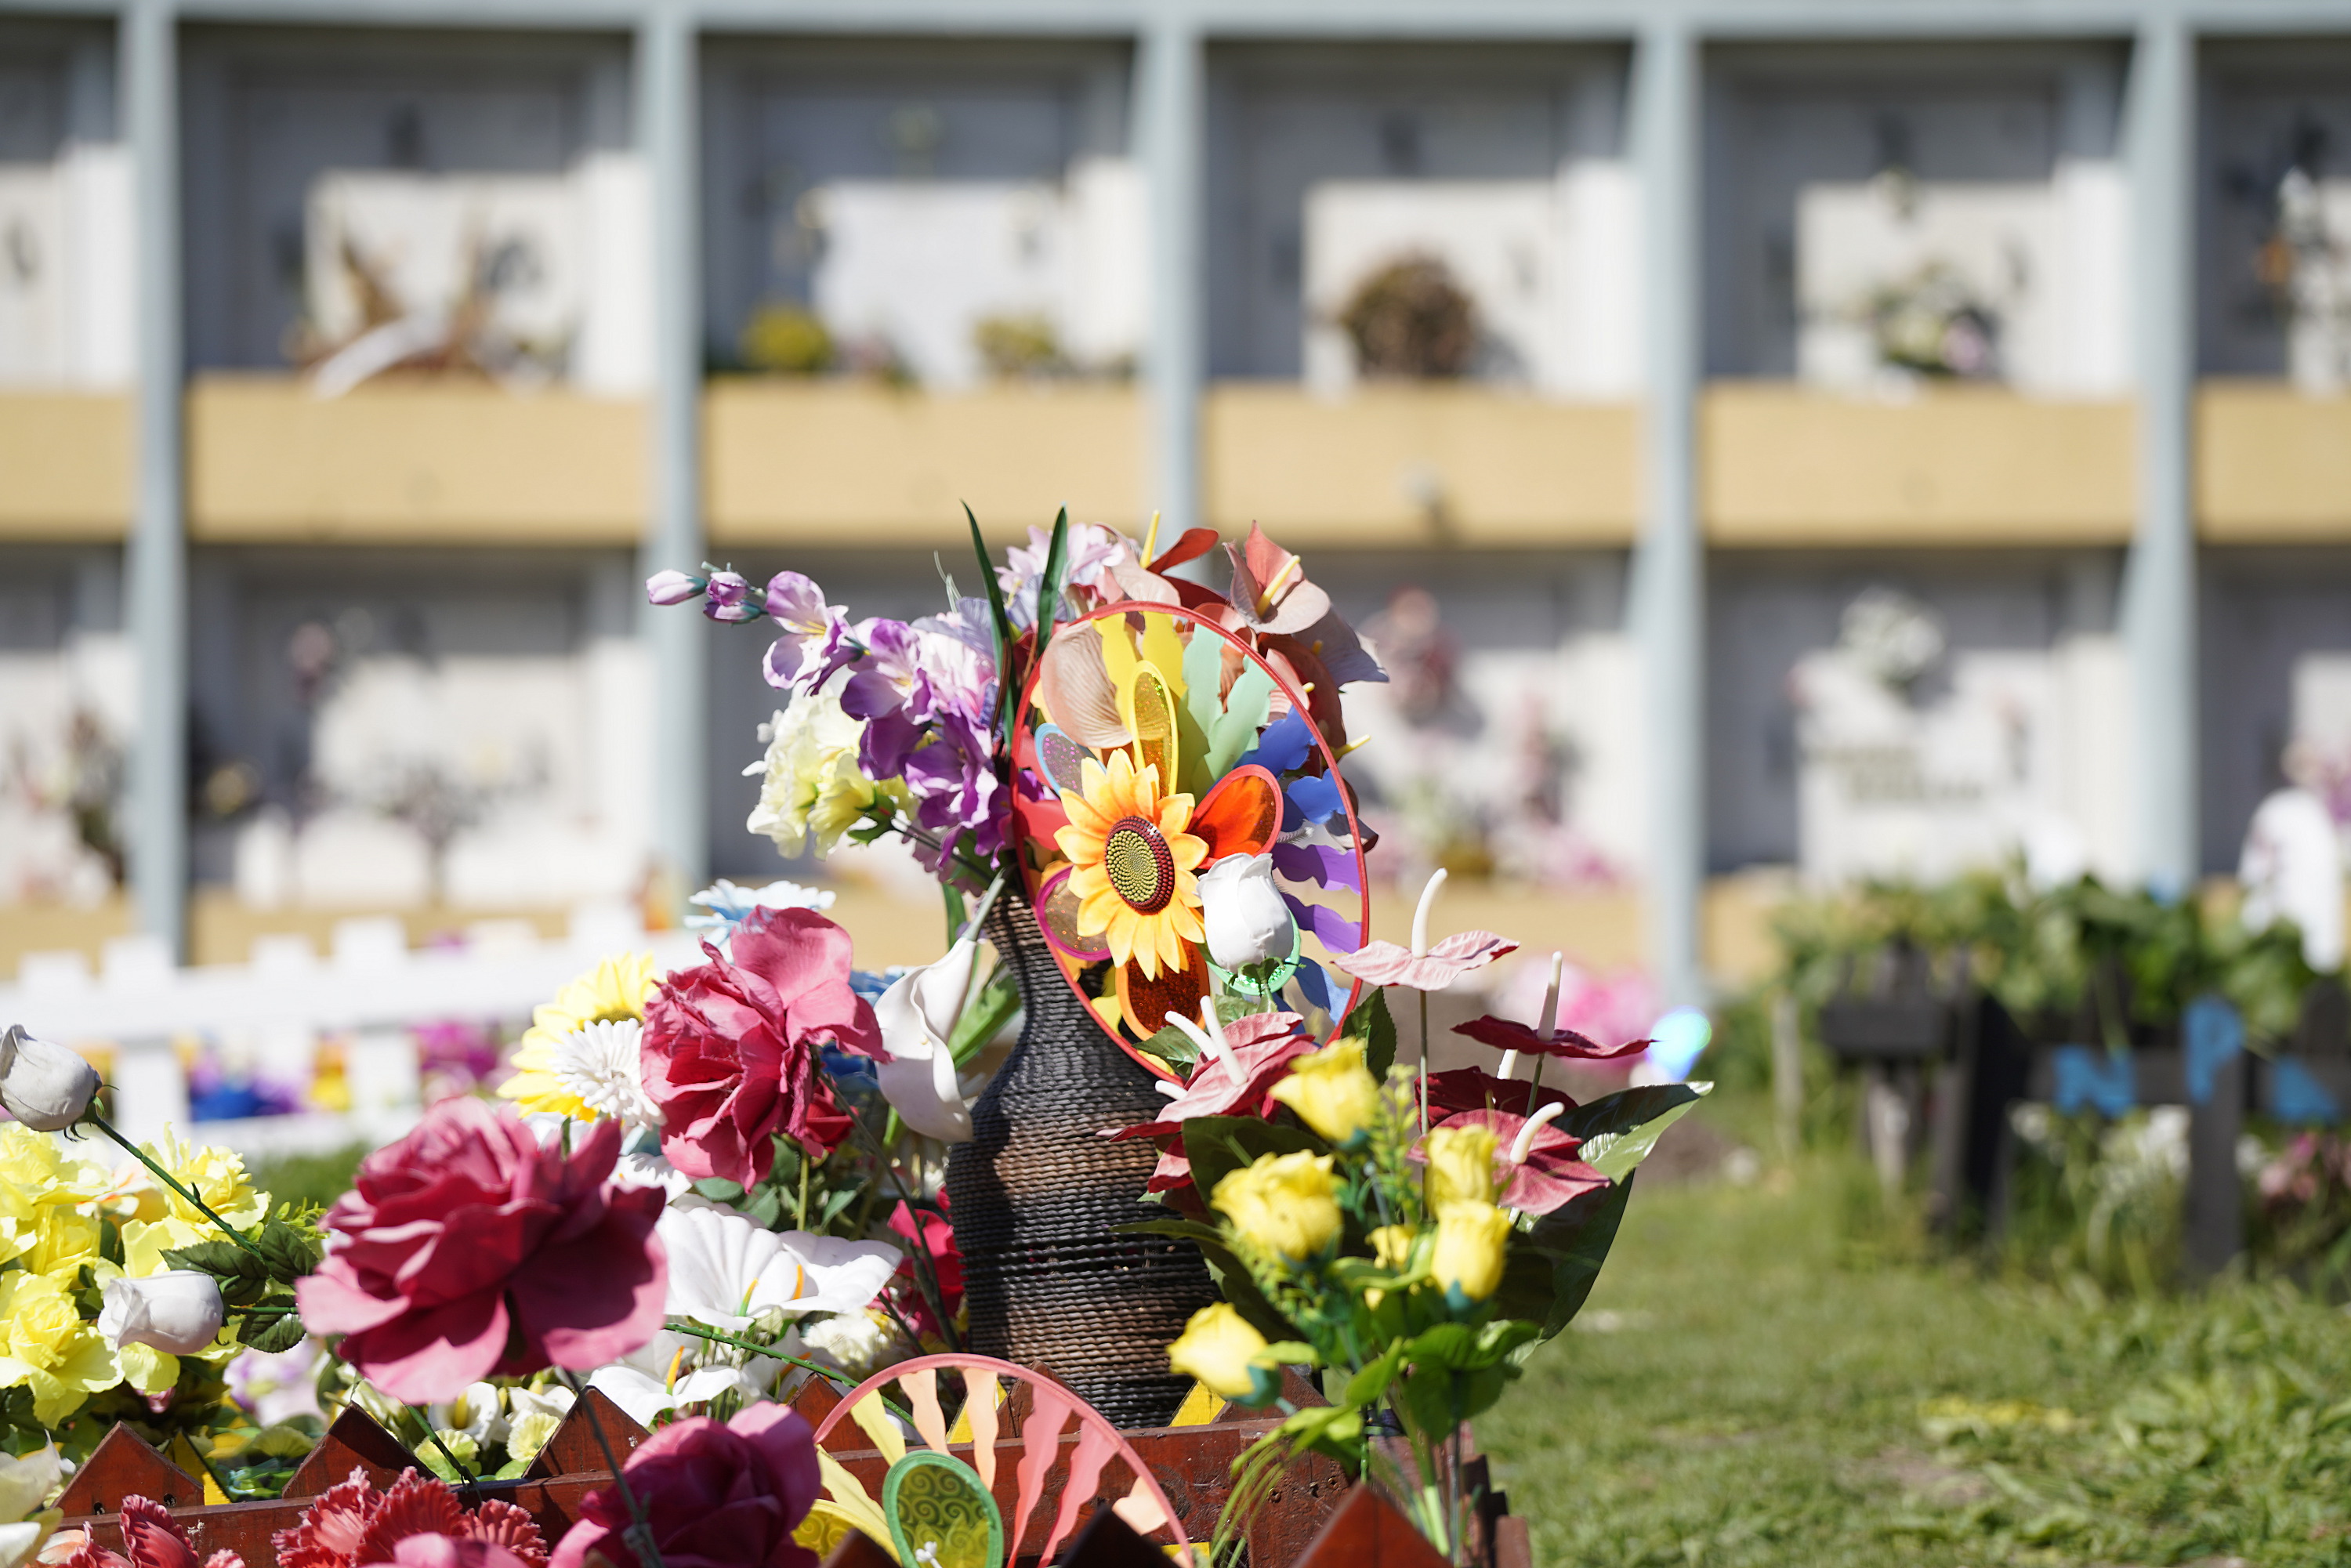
0,1025 -> 100,1132
1198,853 -> 1295,971
97,1272 -> 226,1356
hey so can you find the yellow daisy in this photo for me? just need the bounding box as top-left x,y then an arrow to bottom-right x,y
1053,749 -> 1208,980
498,952 -> 660,1121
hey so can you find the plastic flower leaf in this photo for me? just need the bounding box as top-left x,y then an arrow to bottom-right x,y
656,1204 -> 898,1333
1451,1015 -> 1650,1063
1417,1107 -> 1607,1216
1330,931 -> 1518,991
873,936 -> 980,1144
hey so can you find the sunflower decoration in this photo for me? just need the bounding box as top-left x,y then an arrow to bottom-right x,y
497,952 -> 661,1122
1056,750 -> 1209,980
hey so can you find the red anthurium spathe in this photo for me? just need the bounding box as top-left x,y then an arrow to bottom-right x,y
1418,1107 -> 1609,1216
642,907 -> 885,1182
1452,1015 -> 1650,1062
1425,1066 -> 1577,1123
1105,1009 -> 1314,1192
295,1102 -> 666,1406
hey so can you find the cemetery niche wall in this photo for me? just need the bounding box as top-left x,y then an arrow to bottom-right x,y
701,38 -> 1143,388
1708,550 -> 2130,888
1704,42 -> 2129,397
185,549 -> 652,918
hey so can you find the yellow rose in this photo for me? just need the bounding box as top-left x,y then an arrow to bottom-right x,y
1431,1201 -> 1513,1303
1212,1151 -> 1342,1263
1369,1224 -> 1418,1273
0,1270 -> 121,1426
1425,1124 -> 1499,1208
118,1134 -> 269,1280
1268,1038 -> 1382,1145
1166,1302 -> 1273,1403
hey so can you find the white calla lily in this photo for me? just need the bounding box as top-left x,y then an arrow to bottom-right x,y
656,1204 -> 900,1333
873,936 -> 981,1144
0,1446 -> 60,1568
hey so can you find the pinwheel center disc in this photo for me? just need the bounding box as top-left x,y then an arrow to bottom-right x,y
1103,817 -> 1177,914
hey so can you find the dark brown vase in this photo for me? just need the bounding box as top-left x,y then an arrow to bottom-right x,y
943,888 -> 1219,1429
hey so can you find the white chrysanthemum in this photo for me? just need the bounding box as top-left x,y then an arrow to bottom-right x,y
549,1019 -> 663,1132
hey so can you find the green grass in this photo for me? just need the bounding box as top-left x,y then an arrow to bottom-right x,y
1480,1125 -> 2351,1567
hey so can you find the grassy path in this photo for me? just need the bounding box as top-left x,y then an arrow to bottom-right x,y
1479,1149 -> 2351,1567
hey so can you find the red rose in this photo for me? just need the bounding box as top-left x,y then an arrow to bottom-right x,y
641,907 -> 884,1184
295,1099 -> 666,1405
550,1404 -> 821,1568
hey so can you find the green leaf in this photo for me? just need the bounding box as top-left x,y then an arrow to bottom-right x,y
1395,1367 -> 1460,1439
1037,506 -> 1070,643
694,1178 -> 746,1203
742,1187 -> 783,1229
491,1454 -> 534,1481
239,1312 -> 307,1354
165,1240 -> 265,1280
1258,1340 -> 1319,1368
254,1219 -> 321,1280
1114,1217 -> 1230,1247
965,502 -> 1018,741
947,968 -> 1021,1066
1344,987 -> 1398,1078
1175,631 -> 1229,798
1180,1116 -> 1330,1204
1498,1173 -> 1638,1338
1560,1081 -> 1711,1182
1132,1021 -> 1201,1071
1344,1348 -> 1405,1410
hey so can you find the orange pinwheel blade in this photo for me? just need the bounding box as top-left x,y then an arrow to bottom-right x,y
1190,764 -> 1284,862
1115,948 -> 1211,1043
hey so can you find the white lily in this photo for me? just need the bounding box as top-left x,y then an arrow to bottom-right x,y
431,1381 -> 508,1447
0,1447 -> 59,1568
657,1204 -> 899,1333
873,935 -> 982,1144
587,1327 -> 795,1426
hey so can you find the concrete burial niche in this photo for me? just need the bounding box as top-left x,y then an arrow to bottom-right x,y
1203,40 -> 1636,398
1702,40 -> 2129,397
2199,548 -> 2351,877
183,546 -> 652,923
1704,548 -> 2132,889
176,23 -> 640,390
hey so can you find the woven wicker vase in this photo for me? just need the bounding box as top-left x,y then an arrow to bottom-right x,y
943,887 -> 1219,1429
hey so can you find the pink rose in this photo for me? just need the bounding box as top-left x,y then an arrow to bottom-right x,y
295,1099 -> 666,1405
551,1404 -> 821,1568
642,908 -> 884,1185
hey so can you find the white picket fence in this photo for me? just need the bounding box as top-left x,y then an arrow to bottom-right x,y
0,904 -> 704,1157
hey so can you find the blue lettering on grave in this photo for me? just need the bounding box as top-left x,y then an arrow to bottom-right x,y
2266,1058 -> 2342,1127
2182,995 -> 2244,1107
2051,1046 -> 2135,1119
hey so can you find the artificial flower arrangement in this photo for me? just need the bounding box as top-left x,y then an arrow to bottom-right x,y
1136,878 -> 1710,1564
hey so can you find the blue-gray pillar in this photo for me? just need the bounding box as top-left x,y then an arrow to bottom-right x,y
1631,21 -> 1704,1004
1139,19 -> 1204,534
2121,17 -> 2198,892
640,6 -> 708,907
125,0 -> 184,958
